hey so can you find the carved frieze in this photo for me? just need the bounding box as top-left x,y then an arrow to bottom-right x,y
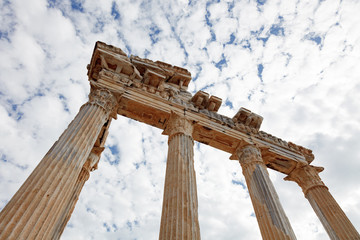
130,55 -> 191,91
87,41 -> 141,81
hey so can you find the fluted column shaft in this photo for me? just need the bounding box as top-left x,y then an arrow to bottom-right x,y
51,151 -> 101,239
285,164 -> 360,240
0,88 -> 117,240
159,112 -> 200,240
52,118 -> 112,239
236,145 -> 296,240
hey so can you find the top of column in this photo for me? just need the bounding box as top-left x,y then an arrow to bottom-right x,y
284,163 -> 327,195
88,87 -> 118,119
162,112 -> 193,139
236,144 -> 264,167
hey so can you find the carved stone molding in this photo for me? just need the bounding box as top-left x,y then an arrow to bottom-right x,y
233,107 -> 263,131
284,164 -> 327,195
162,112 -> 193,139
88,88 -> 118,114
236,145 -> 264,168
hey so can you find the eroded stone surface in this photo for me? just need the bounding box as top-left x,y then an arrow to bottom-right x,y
284,163 -> 326,195
236,145 -> 297,240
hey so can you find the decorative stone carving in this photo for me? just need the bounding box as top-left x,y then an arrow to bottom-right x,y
87,41 -> 141,81
191,91 -> 222,112
162,111 -> 193,139
284,163 -> 326,195
237,144 -> 263,167
130,55 -> 191,90
191,90 -> 209,109
233,107 -> 263,131
207,95 -> 222,112
143,68 -> 166,88
88,88 -> 118,114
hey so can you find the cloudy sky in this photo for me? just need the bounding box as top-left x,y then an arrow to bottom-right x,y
1,0 -> 360,239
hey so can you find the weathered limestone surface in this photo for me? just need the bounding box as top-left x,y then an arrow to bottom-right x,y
159,112 -> 201,240
52,118 -> 112,238
285,164 -> 360,240
0,88 -> 117,240
52,151 -> 105,238
236,145 -> 297,240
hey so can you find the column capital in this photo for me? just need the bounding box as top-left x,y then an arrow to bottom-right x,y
162,111 -> 193,139
284,164 -> 327,195
88,88 -> 118,115
236,144 -> 264,167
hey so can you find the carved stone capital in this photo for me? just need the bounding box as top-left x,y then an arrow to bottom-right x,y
236,145 -> 263,167
284,164 -> 327,195
162,112 -> 193,139
88,88 -> 117,114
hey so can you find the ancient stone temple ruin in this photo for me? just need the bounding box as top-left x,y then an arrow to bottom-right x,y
0,42 -> 359,240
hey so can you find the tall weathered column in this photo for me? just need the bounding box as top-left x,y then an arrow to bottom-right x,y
51,149 -> 102,239
285,164 -> 360,240
236,145 -> 296,240
0,88 -> 117,240
51,118 -> 112,239
159,112 -> 201,240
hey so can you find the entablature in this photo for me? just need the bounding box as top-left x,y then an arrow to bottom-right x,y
87,41 -> 314,175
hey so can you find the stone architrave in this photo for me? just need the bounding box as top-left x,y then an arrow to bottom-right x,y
159,112 -> 201,240
0,88 -> 117,240
236,145 -> 297,240
285,164 -> 360,240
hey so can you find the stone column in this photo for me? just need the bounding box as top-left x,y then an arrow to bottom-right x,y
159,112 -> 201,240
0,88 -> 117,240
51,150 -> 102,239
52,118 -> 112,239
236,145 -> 296,240
285,164 -> 360,240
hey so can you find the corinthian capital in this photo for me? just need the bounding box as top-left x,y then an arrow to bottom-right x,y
89,88 -> 118,114
236,145 -> 263,167
162,112 -> 193,139
284,164 -> 327,195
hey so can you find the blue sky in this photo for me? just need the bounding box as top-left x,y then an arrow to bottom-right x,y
1,0 -> 360,239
